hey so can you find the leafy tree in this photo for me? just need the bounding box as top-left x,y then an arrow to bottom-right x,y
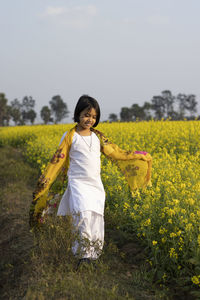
40,106 -> 52,124
150,90 -> 177,119
161,90 -> 175,118
0,93 -> 9,126
151,95 -> 166,120
120,107 -> 132,122
22,96 -> 35,111
4,105 -> 12,126
21,96 -> 36,124
120,102 -> 153,122
168,110 -> 179,120
10,96 -> 37,125
49,95 -> 69,124
21,111 -> 27,125
26,109 -> 37,124
185,94 -> 197,118
143,102 -> 152,120
131,104 -> 145,121
108,113 -> 118,122
10,99 -> 22,125
119,102 -> 153,122
176,94 -> 197,120
176,94 -> 188,119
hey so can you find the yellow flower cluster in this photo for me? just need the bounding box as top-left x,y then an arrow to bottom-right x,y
192,275 -> 200,286
1,120 -> 200,286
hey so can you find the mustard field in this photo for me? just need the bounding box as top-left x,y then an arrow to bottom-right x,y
1,120 -> 200,288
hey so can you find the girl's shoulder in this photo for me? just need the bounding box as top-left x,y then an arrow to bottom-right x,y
59,130 -> 100,146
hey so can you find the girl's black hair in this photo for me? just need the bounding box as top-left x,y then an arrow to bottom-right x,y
74,95 -> 100,127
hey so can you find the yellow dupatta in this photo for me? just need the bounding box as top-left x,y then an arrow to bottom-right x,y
29,125 -> 152,225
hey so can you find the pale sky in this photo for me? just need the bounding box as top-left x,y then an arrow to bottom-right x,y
1,0 -> 200,122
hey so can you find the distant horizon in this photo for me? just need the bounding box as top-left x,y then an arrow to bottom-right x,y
3,89 -> 199,124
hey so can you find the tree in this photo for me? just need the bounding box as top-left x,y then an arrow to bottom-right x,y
120,107 -> 132,122
119,102 -> 152,122
161,90 -> 175,118
21,96 -> 36,124
143,102 -> 152,120
108,113 -> 118,122
176,94 -> 188,119
151,95 -> 166,120
40,106 -> 52,124
131,104 -> 145,121
26,109 -> 37,124
49,95 -> 69,124
185,94 -> 197,118
176,94 -> 197,120
150,90 -> 177,119
0,93 -> 9,126
4,105 -> 12,126
10,99 -> 22,125
22,96 -> 35,110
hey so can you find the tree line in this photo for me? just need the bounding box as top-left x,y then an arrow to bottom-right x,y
109,90 -> 198,122
0,90 -> 198,126
0,94 -> 69,126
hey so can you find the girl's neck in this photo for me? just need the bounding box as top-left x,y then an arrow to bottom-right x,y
76,124 -> 92,136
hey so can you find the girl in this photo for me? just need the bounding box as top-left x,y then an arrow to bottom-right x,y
30,95 -> 152,264
57,96 -> 105,262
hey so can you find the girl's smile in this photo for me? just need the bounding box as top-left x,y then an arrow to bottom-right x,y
77,107 -> 97,133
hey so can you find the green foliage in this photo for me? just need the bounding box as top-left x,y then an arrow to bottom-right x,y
10,98 -> 22,125
120,107 -> 133,122
26,109 -> 37,124
9,96 -> 37,125
119,90 -> 198,121
40,105 -> 52,124
21,96 -> 37,125
49,95 -> 69,124
108,113 -> 118,122
0,93 -> 9,126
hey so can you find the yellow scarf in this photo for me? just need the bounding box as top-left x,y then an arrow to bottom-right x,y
30,126 -> 152,225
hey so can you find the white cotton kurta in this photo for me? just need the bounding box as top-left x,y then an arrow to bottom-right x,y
57,131 -> 106,217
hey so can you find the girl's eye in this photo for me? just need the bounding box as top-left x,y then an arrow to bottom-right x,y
84,113 -> 96,119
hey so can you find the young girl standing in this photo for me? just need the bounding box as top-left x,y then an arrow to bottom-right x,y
30,95 -> 152,265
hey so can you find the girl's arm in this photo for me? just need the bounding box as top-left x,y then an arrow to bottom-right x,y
30,131 -> 69,224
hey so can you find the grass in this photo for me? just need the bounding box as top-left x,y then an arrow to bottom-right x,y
0,146 -> 194,299
0,146 -> 38,299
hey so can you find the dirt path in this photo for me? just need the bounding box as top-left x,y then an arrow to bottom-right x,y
0,147 -> 38,299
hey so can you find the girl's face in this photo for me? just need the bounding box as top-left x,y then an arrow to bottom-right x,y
78,107 -> 97,130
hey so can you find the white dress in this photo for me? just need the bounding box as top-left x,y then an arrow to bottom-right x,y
57,131 -> 106,216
